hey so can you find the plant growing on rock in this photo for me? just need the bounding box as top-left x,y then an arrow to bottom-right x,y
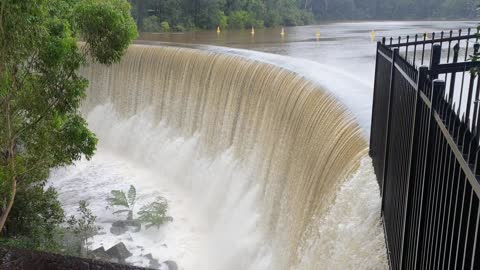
107,186 -> 172,231
107,185 -> 136,221
137,197 -> 173,229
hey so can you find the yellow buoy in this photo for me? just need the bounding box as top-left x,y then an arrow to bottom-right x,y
315,30 -> 321,41
370,30 -> 375,41
216,26 -> 221,33
251,26 -> 255,35
281,27 -> 285,36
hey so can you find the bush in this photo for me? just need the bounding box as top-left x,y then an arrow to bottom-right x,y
160,21 -> 170,32
300,10 -> 315,25
142,17 -> 170,32
255,19 -> 264,28
229,11 -> 255,29
215,11 -> 228,29
137,197 -> 173,229
264,11 -> 282,27
66,201 -> 99,257
3,185 -> 65,252
174,24 -> 186,32
283,9 -> 302,26
142,16 -> 161,32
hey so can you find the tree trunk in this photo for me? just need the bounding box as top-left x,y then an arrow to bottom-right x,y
0,177 -> 16,233
0,100 -> 16,234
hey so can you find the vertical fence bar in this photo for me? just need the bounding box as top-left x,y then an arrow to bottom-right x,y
430,45 -> 442,80
400,66 -> 428,269
416,79 -> 444,269
381,48 -> 399,210
448,44 -> 460,105
370,41 -> 381,156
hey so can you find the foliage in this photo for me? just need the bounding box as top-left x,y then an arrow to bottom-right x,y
229,10 -> 255,29
107,185 -> 136,220
0,0 -> 136,243
66,200 -> 99,256
2,186 -> 65,252
75,0 -> 138,65
174,24 -> 187,32
137,197 -> 173,229
216,11 -> 229,30
128,0 -> 477,32
160,21 -> 171,32
107,185 -> 172,230
143,15 -> 162,32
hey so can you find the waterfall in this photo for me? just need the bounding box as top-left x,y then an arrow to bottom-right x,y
76,44 -> 387,269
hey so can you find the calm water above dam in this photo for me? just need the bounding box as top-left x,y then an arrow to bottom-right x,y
139,21 -> 477,88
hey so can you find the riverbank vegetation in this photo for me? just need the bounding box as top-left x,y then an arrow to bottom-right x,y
129,0 -> 478,32
0,0 -> 136,252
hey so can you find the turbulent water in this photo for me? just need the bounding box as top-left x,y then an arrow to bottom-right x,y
53,44 -> 387,269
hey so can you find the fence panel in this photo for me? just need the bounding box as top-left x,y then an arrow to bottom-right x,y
382,49 -> 419,270
370,28 -> 480,270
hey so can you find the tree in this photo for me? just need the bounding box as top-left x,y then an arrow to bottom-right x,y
0,0 -> 137,235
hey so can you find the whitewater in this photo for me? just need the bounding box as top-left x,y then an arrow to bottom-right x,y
49,43 -> 388,270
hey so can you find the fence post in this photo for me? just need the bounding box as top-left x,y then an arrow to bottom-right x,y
370,42 -> 382,157
448,44 -> 460,104
415,79 -> 446,269
381,48 -> 399,211
400,65 -> 429,269
430,45 -> 442,80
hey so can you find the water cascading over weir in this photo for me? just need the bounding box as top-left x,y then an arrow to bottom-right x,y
79,44 -> 387,269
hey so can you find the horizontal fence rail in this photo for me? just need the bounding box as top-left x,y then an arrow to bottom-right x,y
370,28 -> 480,270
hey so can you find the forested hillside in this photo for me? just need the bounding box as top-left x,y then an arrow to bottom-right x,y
129,0 -> 478,32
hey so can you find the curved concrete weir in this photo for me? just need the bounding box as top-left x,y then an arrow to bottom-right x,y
71,44 -> 388,269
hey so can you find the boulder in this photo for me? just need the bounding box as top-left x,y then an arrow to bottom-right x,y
164,260 -> 178,270
110,220 -> 142,235
144,253 -> 161,269
106,242 -> 132,263
110,222 -> 128,235
91,247 -> 110,261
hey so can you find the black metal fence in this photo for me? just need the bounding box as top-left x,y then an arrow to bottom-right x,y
370,28 -> 480,269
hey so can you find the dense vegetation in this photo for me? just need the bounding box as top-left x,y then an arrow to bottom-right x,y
0,0 -> 136,251
130,0 -> 478,32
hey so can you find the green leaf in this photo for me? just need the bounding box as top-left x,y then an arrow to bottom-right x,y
107,190 -> 129,208
137,196 -> 172,229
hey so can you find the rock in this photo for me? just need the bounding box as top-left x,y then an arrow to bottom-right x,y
106,242 -> 132,263
110,222 -> 128,235
90,246 -> 120,263
0,246 -> 151,269
164,260 -> 178,270
110,220 -> 142,235
91,247 -> 109,261
144,253 -> 161,269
